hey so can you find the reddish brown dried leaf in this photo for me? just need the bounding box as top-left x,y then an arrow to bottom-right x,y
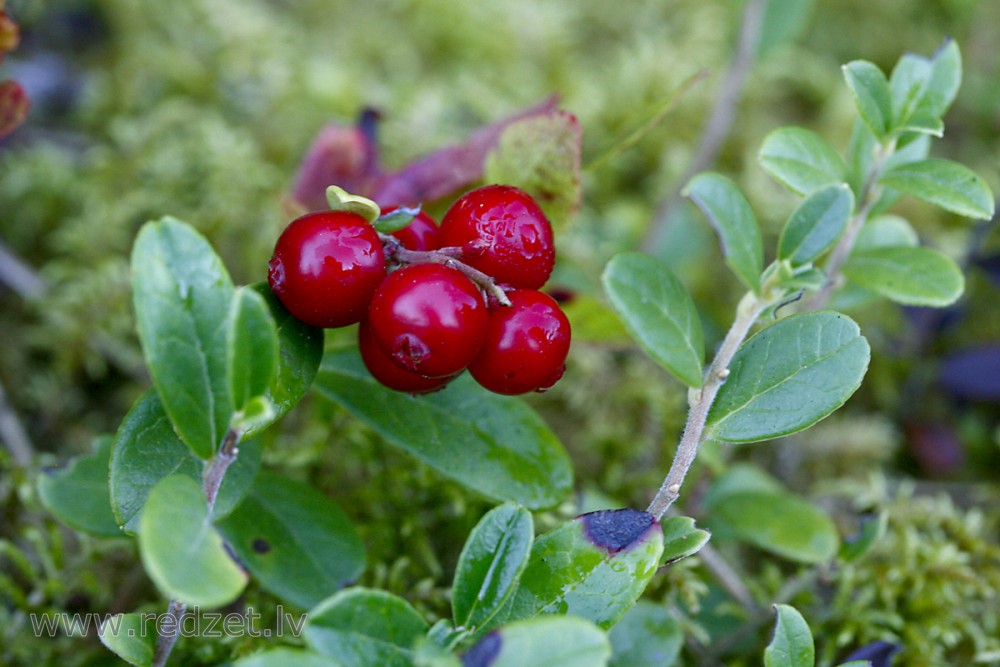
0,79 -> 28,138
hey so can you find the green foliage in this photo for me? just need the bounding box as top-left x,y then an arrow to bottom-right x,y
314,350 -> 573,510
706,312 -> 871,444
137,475 -> 248,607
602,252 -> 705,388
765,605 -> 815,667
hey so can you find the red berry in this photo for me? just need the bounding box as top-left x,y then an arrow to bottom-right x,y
358,319 -> 456,394
268,210 -> 386,328
469,289 -> 571,395
367,263 -> 487,377
439,185 -> 555,289
384,206 -> 442,251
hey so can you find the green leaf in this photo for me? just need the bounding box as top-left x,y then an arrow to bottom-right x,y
842,61 -> 893,139
843,245 -> 964,307
707,487 -> 839,564
758,127 -> 847,195
131,217 -> 235,459
660,516 -> 711,565
889,53 -> 933,132
452,503 -> 533,632
484,110 -> 582,231
777,184 -> 854,265
246,281 -> 324,438
602,252 -> 705,388
138,475 -> 247,607
216,471 -> 365,610
304,588 -> 429,667
227,287 -> 279,417
98,613 -> 155,667
315,349 -> 572,510
878,158 -> 995,220
684,173 -> 764,292
326,185 -> 381,223
109,391 -> 261,534
608,601 -> 683,667
854,215 -> 919,252
918,39 -> 962,120
505,509 -> 664,629
38,437 -> 121,537
233,648 -> 343,667
463,616 -> 610,667
839,512 -> 887,563
755,0 -> 814,58
374,206 -> 420,233
764,605 -> 815,667
706,312 -> 870,443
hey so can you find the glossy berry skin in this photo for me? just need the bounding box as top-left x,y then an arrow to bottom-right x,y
384,207 -> 442,251
440,185 -> 555,289
268,211 -> 386,328
469,289 -> 571,395
367,263 -> 487,377
358,319 -> 455,394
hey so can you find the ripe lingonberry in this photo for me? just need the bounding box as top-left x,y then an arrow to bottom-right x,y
384,206 -> 442,251
268,210 -> 386,328
367,263 -> 487,377
358,319 -> 455,394
469,289 -> 571,395
439,185 -> 555,289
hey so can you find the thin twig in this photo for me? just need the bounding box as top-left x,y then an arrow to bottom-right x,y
806,138 -> 895,311
647,292 -> 773,519
643,0 -> 768,253
151,598 -> 187,667
153,427 -> 242,666
379,234 -> 512,307
0,239 -> 47,300
0,377 -> 34,467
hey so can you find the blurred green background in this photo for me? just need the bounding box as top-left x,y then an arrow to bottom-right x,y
1,1 -> 999,665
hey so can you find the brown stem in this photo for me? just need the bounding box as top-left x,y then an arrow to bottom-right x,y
151,598 -> 187,667
379,233 -> 512,307
647,292 -> 772,519
643,0 -> 768,253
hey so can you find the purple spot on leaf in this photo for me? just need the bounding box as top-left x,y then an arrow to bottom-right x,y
581,508 -> 657,555
462,631 -> 502,667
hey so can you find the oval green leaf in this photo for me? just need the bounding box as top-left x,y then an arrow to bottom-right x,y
463,616 -> 610,667
765,605 -> 815,667
227,286 -> 279,415
842,60 -> 892,139
777,184 -> 854,265
138,475 -> 247,608
608,601 -> 683,667
706,312 -> 870,443
131,217 -> 235,458
38,437 -> 121,537
758,127 -> 847,195
505,509 -> 663,629
245,281 -> 324,438
602,252 -> 704,388
109,390 -> 261,534
452,503 -> 533,633
98,613 -> 155,667
708,488 -> 839,564
854,215 -> 919,252
660,515 -> 711,565
683,173 -> 764,292
304,588 -> 428,667
314,349 -> 573,510
878,158 -> 995,220
216,471 -> 365,610
843,245 -> 964,307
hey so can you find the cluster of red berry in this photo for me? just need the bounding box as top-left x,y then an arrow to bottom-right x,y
267,185 -> 571,395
